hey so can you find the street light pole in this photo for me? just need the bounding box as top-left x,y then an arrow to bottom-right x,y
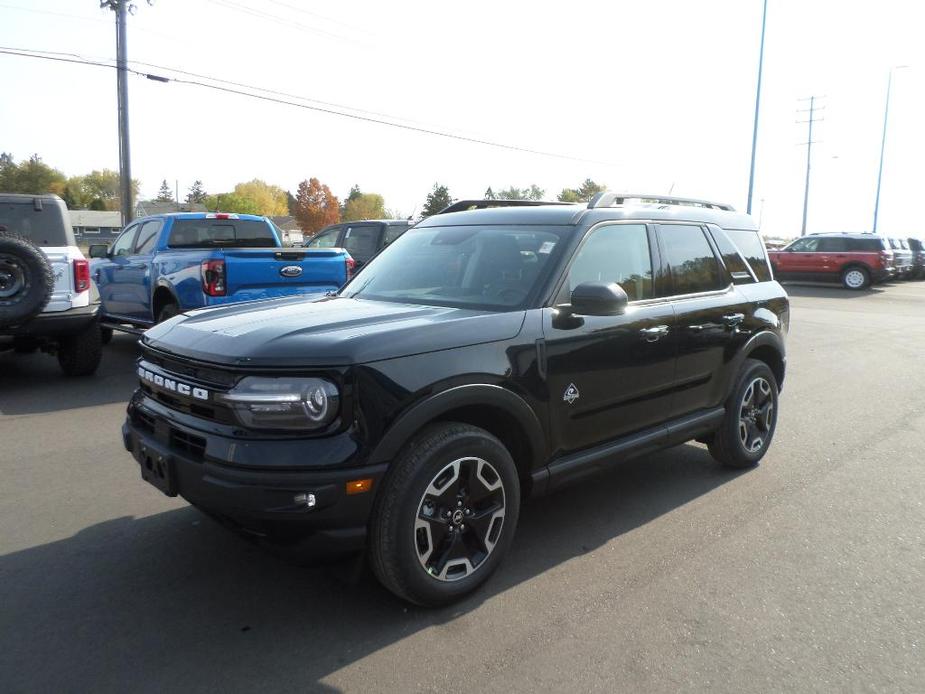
872,66 -> 907,234
746,0 -> 768,215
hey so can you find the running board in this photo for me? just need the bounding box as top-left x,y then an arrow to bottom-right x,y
101,321 -> 146,336
531,407 -> 725,496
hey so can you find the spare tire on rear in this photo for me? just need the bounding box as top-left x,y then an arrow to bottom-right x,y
0,232 -> 55,327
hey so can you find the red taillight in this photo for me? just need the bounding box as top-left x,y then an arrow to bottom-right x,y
73,259 -> 91,293
345,255 -> 356,279
879,250 -> 892,267
200,259 -> 226,296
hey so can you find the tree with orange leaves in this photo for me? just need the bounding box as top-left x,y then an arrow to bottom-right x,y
294,178 -> 340,234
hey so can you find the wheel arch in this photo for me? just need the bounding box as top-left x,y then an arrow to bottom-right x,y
151,282 -> 179,321
367,384 -> 547,493
739,331 -> 786,393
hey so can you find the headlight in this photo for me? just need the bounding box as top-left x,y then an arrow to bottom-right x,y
219,377 -> 339,431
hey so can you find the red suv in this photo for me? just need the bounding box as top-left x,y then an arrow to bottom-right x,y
767,233 -> 893,290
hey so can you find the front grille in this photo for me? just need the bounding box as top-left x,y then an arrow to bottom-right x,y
139,383 -> 236,424
170,428 -> 207,461
140,346 -> 237,388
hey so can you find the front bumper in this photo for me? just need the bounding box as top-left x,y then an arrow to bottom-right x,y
123,394 -> 387,557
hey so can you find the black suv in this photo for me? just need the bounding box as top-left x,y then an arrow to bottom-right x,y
123,194 -> 789,605
306,219 -> 413,270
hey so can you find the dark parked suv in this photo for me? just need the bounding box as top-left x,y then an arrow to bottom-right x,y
768,233 -> 894,289
122,193 -> 789,605
908,238 -> 925,279
306,219 -> 413,270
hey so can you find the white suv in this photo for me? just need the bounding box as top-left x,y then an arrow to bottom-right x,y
0,193 -> 102,376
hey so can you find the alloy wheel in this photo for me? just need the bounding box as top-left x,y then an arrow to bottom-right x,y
414,457 -> 506,582
844,269 -> 865,289
738,377 -> 774,453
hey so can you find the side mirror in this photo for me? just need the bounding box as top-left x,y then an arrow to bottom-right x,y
88,244 -> 110,259
569,281 -> 629,316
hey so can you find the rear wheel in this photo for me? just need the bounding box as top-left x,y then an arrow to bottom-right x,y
100,326 -> 113,345
57,319 -> 103,376
157,302 -> 179,323
708,359 -> 779,469
368,423 -> 520,606
841,266 -> 869,290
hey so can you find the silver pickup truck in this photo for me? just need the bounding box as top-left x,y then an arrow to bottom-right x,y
0,193 -> 102,376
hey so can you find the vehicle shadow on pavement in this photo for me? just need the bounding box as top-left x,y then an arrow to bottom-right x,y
0,442 -> 742,693
0,333 -> 140,415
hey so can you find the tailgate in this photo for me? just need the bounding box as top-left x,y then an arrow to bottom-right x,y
220,248 -> 348,301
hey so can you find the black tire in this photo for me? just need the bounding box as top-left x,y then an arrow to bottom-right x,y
57,319 -> 103,377
841,266 -> 869,290
157,302 -> 179,323
0,232 -> 55,327
708,359 -> 779,469
368,422 -> 520,606
100,327 -> 113,345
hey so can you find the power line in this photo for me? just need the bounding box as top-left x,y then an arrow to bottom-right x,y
0,47 -> 616,167
202,0 -> 363,45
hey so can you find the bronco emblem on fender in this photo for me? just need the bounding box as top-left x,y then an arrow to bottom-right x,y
563,383 -> 580,405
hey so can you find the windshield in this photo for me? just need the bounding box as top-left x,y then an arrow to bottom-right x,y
167,218 -> 277,248
345,224 -> 569,310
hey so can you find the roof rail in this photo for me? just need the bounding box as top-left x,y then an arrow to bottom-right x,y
437,199 -> 574,215
587,192 -> 736,212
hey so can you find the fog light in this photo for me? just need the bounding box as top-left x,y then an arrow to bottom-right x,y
294,492 -> 316,508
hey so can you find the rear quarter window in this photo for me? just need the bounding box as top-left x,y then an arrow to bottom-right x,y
0,199 -> 74,246
846,237 -> 884,252
708,227 -> 754,283
725,229 -> 772,282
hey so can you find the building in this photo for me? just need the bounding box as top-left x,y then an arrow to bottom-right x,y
270,215 -> 304,246
135,200 -> 207,217
69,210 -> 123,242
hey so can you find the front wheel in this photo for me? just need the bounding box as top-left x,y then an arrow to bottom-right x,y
841,266 -> 869,290
708,359 -> 779,469
368,423 -> 520,606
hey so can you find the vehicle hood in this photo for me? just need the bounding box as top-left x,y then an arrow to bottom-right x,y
142,295 -> 527,367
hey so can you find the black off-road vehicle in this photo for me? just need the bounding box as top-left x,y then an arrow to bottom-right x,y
123,193 -> 789,605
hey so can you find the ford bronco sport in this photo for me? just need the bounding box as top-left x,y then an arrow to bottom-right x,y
122,193 -> 789,605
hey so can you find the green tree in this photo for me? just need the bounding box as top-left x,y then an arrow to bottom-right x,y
343,192 -> 386,221
484,187 -> 496,200
156,179 -> 174,202
557,178 -> 606,203
186,180 -> 207,204
0,154 -> 66,195
203,192 -> 261,215
233,179 -> 288,216
82,169 -> 137,211
420,183 -> 454,218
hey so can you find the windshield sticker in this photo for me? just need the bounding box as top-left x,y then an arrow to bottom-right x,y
538,241 -> 556,254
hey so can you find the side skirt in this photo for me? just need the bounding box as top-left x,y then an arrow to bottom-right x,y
531,407 -> 725,496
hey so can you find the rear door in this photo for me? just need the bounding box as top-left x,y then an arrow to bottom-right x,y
658,223 -> 751,418
543,222 -> 677,455
95,223 -> 140,316
816,236 -> 848,276
341,223 -> 384,269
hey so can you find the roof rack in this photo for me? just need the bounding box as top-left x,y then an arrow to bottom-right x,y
437,199 -> 574,215
587,192 -> 736,212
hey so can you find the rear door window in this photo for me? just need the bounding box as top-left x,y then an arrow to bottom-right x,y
343,225 -> 382,263
383,224 -> 410,246
658,224 -> 725,295
846,237 -> 884,252
726,229 -> 773,282
817,237 -> 848,252
708,227 -> 753,283
133,220 -> 163,255
307,226 -> 341,249
168,218 -> 277,248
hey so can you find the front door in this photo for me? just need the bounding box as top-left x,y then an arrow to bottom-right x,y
775,236 -> 820,279
122,219 -> 163,321
95,223 -> 139,317
543,222 -> 677,456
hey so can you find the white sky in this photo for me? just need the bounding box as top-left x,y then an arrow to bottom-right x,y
1,0 -> 922,238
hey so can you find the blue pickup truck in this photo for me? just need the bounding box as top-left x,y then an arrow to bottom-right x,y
88,212 -> 352,335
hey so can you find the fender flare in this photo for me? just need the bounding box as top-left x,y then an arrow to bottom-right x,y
727,330 -> 787,397
367,383 -> 547,469
151,279 -> 180,315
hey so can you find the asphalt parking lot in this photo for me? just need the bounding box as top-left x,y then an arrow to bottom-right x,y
2,281 -> 924,694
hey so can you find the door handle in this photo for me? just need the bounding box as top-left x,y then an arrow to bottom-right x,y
722,313 -> 745,328
640,325 -> 669,342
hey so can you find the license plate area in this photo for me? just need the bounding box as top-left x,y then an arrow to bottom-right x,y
134,438 -> 177,497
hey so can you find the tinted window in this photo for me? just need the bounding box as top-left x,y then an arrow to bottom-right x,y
659,225 -> 724,295
787,237 -> 819,252
168,218 -> 276,248
343,225 -> 381,263
817,237 -> 848,252
566,224 -> 653,301
908,238 -> 923,252
708,227 -> 752,282
111,225 -> 138,257
846,237 -> 884,252
888,238 -> 900,249
0,200 -> 72,246
727,229 -> 773,282
134,220 -> 163,255
307,227 -> 340,248
383,224 -> 410,246
347,225 -> 567,310
899,239 -> 909,250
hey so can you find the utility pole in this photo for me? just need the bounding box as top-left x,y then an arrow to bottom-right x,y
797,96 -> 824,236
746,0 -> 768,215
102,0 -> 136,226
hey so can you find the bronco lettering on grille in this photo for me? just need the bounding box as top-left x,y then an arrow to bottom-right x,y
138,366 -> 209,400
